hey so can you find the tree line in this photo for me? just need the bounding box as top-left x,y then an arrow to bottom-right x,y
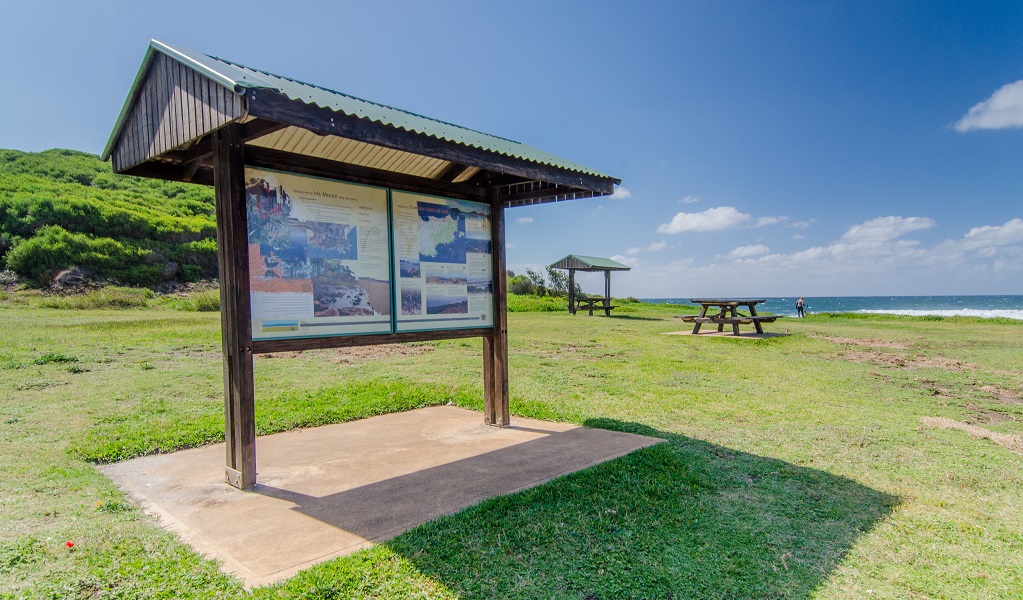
507,267 -> 584,298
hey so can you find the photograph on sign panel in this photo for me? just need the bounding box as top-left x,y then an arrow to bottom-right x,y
246,168 -> 391,340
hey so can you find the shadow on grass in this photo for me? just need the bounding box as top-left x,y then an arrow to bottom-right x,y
380,418 -> 897,599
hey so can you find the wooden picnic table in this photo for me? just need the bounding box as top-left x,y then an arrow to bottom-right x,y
679,298 -> 781,335
575,297 -> 617,316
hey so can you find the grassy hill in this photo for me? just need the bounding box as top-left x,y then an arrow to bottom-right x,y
0,148 -> 218,287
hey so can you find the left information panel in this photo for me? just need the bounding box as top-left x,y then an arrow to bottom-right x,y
245,167 -> 392,340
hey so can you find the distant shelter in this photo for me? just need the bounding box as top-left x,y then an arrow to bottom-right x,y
548,254 -> 630,315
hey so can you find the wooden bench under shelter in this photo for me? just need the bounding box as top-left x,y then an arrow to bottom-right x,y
548,255 -> 630,316
102,40 -> 620,489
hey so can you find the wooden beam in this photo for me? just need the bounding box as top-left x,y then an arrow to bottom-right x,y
238,118 -> 290,143
251,327 -> 491,354
120,161 -> 215,186
244,145 -> 488,201
435,162 -> 470,183
213,124 -> 257,490
164,118 -> 289,170
500,185 -> 592,203
483,189 -> 510,426
246,88 -> 618,194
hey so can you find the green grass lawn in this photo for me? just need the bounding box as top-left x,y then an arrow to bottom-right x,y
1,297 -> 1022,598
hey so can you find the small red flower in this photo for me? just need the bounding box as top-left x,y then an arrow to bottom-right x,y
65,541 -> 74,549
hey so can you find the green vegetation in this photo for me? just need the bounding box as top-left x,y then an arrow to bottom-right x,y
0,148 -> 217,286
1,296 -> 1022,598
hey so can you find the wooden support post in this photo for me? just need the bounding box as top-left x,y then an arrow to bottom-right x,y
604,270 -> 612,316
213,124 -> 256,489
568,269 -> 576,314
483,192 -> 510,426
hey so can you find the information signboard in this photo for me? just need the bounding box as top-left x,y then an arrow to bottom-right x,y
245,168 -> 392,340
392,191 -> 494,332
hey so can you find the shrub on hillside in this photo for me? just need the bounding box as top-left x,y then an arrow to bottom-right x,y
0,149 -> 219,286
5,225 -> 163,286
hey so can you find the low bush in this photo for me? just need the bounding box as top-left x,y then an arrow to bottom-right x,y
507,293 -> 566,312
163,288 -> 221,312
38,286 -> 154,310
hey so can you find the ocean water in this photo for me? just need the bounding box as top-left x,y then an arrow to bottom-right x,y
640,295 -> 1023,321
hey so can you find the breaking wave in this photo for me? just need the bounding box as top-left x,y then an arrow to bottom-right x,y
856,309 -> 1023,321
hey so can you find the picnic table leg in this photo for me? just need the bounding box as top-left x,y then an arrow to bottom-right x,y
730,307 -> 740,335
748,304 -> 764,334
693,305 -> 708,334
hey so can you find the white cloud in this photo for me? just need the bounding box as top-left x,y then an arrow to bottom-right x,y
839,216 -> 936,243
657,206 -> 752,234
756,216 -> 788,227
610,185 -> 632,200
955,80 -> 1023,132
515,216 -> 534,224
678,195 -> 701,205
625,241 -> 667,255
727,244 -> 771,258
790,219 -> 815,229
590,216 -> 1023,297
961,218 -> 1023,249
790,234 -> 806,240
609,254 -> 641,268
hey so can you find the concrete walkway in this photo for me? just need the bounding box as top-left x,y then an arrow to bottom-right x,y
100,406 -> 662,588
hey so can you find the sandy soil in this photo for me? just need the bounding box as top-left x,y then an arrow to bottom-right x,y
814,335 -> 914,350
921,416 -> 1023,453
260,343 -> 434,364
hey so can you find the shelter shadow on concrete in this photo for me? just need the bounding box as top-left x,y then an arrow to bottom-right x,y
378,418 -> 898,600
100,406 -> 661,587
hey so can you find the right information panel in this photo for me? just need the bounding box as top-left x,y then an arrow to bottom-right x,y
392,191 -> 494,332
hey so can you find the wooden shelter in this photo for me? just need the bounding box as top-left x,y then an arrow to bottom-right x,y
103,40 -> 619,489
548,255 -> 631,315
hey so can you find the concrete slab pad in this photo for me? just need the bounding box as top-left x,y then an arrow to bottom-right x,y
100,406 -> 662,588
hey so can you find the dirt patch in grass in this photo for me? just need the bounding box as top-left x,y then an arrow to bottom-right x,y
839,349 -> 911,368
817,335 -> 914,350
921,416 -> 1023,453
261,343 -> 435,364
980,385 -> 1023,405
964,403 -> 1019,425
838,349 -> 970,371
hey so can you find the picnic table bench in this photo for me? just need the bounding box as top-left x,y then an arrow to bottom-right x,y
576,297 -> 617,316
681,298 -> 781,335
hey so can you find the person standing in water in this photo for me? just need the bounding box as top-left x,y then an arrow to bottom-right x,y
796,297 -> 806,318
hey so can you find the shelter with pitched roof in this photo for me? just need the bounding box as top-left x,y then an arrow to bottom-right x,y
104,40 -> 619,488
548,255 -> 631,315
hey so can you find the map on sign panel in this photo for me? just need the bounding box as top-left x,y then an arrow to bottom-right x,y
392,191 -> 493,332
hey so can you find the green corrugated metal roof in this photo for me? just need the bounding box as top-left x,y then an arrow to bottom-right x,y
549,254 -> 632,271
104,40 -> 615,182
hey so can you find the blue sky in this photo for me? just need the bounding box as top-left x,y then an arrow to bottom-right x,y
2,1 -> 1021,297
